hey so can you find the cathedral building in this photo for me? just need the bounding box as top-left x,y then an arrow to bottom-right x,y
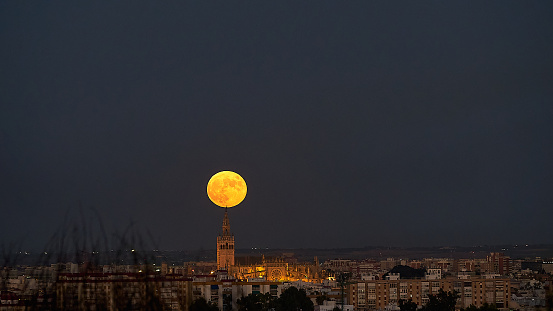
216,211 -> 323,282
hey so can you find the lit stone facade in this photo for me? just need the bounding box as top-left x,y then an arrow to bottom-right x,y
230,257 -> 322,282
217,210 -> 235,270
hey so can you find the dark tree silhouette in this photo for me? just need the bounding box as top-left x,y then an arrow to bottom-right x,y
421,289 -> 458,311
236,292 -> 275,311
275,287 -> 314,311
190,297 -> 219,311
316,294 -> 328,305
399,298 -> 418,311
382,265 -> 426,279
461,303 -> 498,311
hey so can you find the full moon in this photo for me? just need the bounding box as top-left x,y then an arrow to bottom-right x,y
207,171 -> 247,208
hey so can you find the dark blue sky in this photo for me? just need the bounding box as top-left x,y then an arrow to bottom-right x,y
1,2 -> 552,251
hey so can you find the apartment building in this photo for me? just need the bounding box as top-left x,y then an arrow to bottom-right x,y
192,280 -> 283,310
348,278 -> 511,310
56,273 -> 193,311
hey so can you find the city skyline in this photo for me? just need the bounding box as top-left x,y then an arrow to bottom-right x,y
1,2 -> 552,251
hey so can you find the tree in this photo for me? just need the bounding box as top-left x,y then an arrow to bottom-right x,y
275,287 -> 314,311
421,289 -> 458,311
383,265 -> 426,279
399,299 -> 418,311
461,303 -> 498,311
236,292 -> 275,311
316,294 -> 328,305
223,293 -> 233,311
336,272 -> 351,311
546,290 -> 553,311
190,297 -> 219,311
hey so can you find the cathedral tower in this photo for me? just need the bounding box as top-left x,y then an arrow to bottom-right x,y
217,210 -> 234,270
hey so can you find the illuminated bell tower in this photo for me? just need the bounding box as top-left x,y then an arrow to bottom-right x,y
217,210 -> 234,270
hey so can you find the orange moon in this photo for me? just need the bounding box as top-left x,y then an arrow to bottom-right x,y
207,171 -> 247,208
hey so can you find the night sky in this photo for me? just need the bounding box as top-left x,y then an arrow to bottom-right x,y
1,2 -> 552,251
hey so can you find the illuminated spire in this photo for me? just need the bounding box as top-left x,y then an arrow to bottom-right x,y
217,209 -> 234,270
222,209 -> 230,236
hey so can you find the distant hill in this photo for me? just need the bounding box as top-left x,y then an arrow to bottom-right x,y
10,244 -> 553,266
233,244 -> 553,262
382,265 -> 426,279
